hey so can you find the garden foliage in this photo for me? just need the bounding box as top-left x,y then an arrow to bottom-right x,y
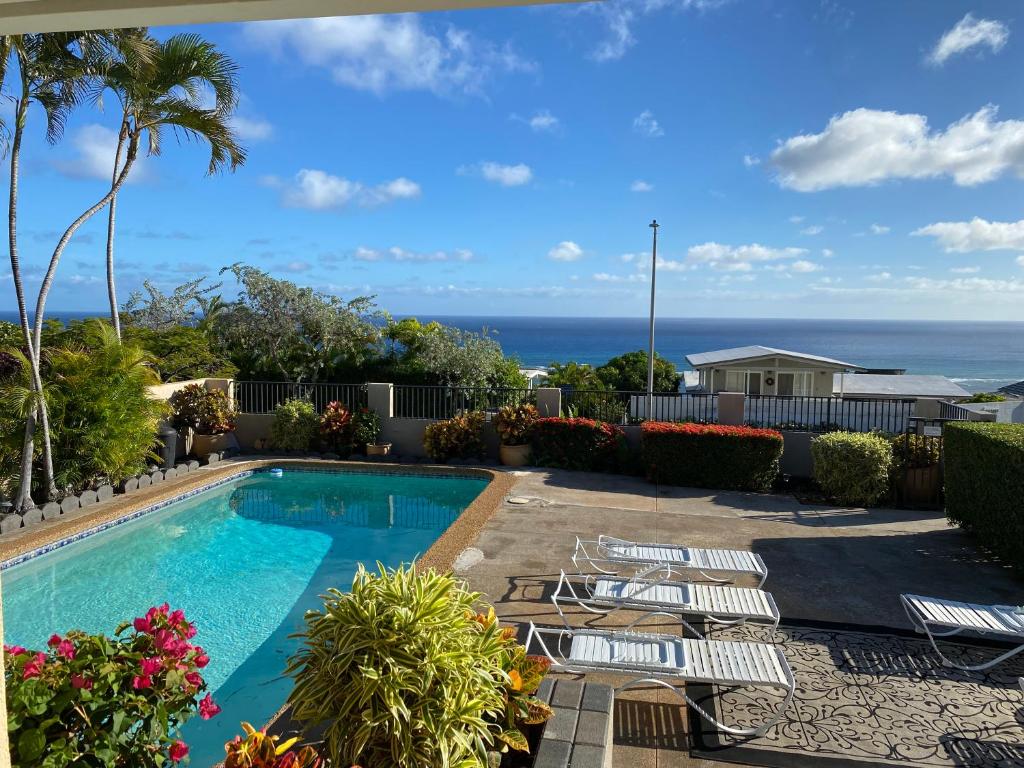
642,422 -> 783,492
811,431 -> 893,506
944,422 -> 1024,565
222,722 -> 322,768
170,383 -> 237,435
351,407 -> 382,448
286,564 -> 550,768
493,403 -> 538,446
271,399 -> 319,452
423,411 -> 486,462
530,417 -> 626,472
4,605 -> 218,768
319,401 -> 353,453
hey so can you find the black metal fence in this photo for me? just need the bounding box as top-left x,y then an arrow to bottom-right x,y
560,390 -> 717,425
938,401 -> 973,421
234,381 -> 368,415
891,426 -> 945,509
744,395 -> 915,434
392,386 -> 535,419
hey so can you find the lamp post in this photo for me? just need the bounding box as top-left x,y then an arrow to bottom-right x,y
646,219 -> 659,419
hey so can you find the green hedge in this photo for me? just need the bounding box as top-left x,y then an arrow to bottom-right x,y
531,418 -> 626,472
945,422 -> 1024,564
641,422 -> 783,492
811,431 -> 892,506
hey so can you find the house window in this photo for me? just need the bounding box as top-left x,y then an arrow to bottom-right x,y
724,370 -> 763,395
777,371 -> 813,396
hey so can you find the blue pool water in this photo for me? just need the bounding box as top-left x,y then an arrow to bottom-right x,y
2,469 -> 487,766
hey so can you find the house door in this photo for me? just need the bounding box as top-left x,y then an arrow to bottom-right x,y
777,372 -> 795,396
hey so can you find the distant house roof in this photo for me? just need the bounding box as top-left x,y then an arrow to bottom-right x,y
834,374 -> 970,399
685,345 -> 864,371
997,380 -> 1024,398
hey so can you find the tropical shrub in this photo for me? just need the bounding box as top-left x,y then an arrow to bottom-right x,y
945,422 -> 1024,565
319,401 -> 353,453
351,407 -> 382,448
494,403 -> 539,445
223,722 -> 323,768
530,417 -> 626,472
170,382 -> 237,434
963,392 -> 1005,403
43,324 -> 168,490
811,431 -> 893,506
890,432 -> 941,470
642,422 -> 783,492
423,411 -> 486,462
596,350 -> 682,393
123,325 -> 237,382
286,564 -> 525,768
271,399 -> 320,452
5,604 -> 218,768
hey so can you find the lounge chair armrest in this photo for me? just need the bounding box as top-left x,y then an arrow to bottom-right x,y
625,611 -> 702,639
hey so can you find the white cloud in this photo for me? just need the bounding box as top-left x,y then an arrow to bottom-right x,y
822,248 -> 835,258
244,15 -> 535,97
54,124 -> 148,184
354,246 -> 474,262
549,241 -> 584,261
593,272 -> 646,283
620,252 -> 641,263
685,242 -> 808,271
770,106 -> 1024,191
950,266 -> 980,274
870,223 -> 890,234
743,154 -> 761,167
281,169 -> 421,210
800,225 -> 824,236
632,110 -> 664,138
511,109 -> 560,133
788,215 -> 805,224
867,271 -> 892,282
912,217 -> 1024,252
630,180 -> 654,192
459,161 -> 533,187
790,259 -> 822,273
928,13 -> 1009,66
585,0 -> 725,62
229,115 -> 273,141
1018,255 -> 1024,268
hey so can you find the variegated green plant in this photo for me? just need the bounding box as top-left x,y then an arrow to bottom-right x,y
286,564 -> 509,768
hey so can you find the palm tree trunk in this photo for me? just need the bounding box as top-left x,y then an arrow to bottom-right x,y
105,121 -> 128,340
33,134 -> 140,366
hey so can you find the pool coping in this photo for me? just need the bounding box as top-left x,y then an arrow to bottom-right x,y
0,458 -> 515,574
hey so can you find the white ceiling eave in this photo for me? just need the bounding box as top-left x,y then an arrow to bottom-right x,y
0,0 -> 585,34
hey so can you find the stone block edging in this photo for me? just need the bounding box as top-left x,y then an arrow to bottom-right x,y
534,679 -> 614,768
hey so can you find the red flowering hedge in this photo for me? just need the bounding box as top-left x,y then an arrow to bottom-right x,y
641,421 -> 783,491
531,417 -> 627,472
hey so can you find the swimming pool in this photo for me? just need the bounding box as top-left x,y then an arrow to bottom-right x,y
2,467 -> 488,766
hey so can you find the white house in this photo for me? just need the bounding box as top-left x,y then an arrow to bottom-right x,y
686,346 -> 864,397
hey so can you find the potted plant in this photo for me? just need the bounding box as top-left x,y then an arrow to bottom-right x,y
170,383 -> 237,460
353,408 -> 389,456
494,403 -> 538,467
319,401 -> 354,456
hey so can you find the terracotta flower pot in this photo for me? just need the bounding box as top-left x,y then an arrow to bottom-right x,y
192,432 -> 231,460
500,443 -> 531,467
366,443 -> 392,456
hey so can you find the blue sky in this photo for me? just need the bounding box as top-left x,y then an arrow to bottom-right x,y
6,0 -> 1024,320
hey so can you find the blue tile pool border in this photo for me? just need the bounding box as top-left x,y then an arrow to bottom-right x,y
0,465 -> 489,572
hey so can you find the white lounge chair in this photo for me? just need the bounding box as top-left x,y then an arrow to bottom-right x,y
525,622 -> 795,737
901,593 -> 1024,671
552,569 -> 780,634
572,535 -> 768,588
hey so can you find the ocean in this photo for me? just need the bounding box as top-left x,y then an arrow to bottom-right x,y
4,311 -> 1022,393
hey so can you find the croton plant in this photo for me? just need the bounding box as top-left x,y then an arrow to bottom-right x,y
493,404 -> 540,447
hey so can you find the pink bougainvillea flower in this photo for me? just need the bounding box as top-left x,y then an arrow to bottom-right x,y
22,652 -> 46,679
47,634 -> 62,647
184,671 -> 203,688
154,629 -> 190,658
168,609 -> 185,626
56,639 -> 75,660
132,674 -> 152,690
140,657 -> 162,676
192,648 -> 209,668
133,616 -> 152,634
71,674 -> 93,690
198,693 -> 221,720
4,645 -> 27,657
184,622 -> 197,640
169,740 -> 189,763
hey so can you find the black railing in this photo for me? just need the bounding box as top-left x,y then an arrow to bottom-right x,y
744,395 -> 914,433
234,381 -> 368,414
560,390 -> 717,425
392,386 -> 535,419
939,401 -> 972,421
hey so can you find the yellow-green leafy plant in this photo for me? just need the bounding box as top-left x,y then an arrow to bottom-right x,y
493,404 -> 539,447
423,411 -> 485,462
222,722 -> 323,768
286,564 -> 508,768
271,398 -> 319,452
470,607 -> 553,753
811,431 -> 893,506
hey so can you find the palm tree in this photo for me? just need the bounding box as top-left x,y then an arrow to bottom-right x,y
99,32 -> 246,340
0,33 -> 107,509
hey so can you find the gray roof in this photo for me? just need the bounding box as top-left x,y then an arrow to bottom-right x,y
685,345 -> 863,370
997,380 -> 1024,398
834,373 -> 970,399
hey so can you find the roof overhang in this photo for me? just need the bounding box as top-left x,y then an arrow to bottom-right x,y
0,0 -> 585,34
686,352 -> 865,372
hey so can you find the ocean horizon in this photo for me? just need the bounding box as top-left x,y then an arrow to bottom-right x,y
4,311 -> 1023,393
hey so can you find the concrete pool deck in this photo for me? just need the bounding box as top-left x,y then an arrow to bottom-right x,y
456,467 -> 1023,768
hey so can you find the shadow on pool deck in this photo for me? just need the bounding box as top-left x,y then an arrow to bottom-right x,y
459,467 -> 1024,768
